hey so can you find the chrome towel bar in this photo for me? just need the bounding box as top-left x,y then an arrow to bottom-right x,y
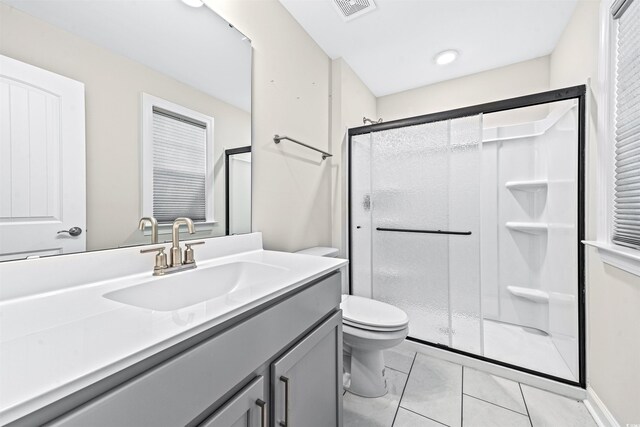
273,134 -> 332,160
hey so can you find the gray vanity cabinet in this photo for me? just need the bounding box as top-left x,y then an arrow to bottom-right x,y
272,312 -> 343,427
31,272 -> 342,427
198,376 -> 266,427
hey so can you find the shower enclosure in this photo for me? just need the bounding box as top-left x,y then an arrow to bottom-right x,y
348,86 -> 585,386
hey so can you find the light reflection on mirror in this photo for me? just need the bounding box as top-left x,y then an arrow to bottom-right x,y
0,0 -> 252,262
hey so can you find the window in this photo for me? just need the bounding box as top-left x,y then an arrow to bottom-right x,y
611,0 -> 640,250
141,93 -> 214,224
591,0 -> 640,275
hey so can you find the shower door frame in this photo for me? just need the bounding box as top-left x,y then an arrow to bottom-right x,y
347,85 -> 587,388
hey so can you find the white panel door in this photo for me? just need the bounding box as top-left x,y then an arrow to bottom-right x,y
0,55 -> 85,261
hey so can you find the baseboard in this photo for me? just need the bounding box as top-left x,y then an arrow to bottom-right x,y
585,386 -> 620,427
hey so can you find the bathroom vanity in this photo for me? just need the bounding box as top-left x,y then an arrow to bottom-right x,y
0,233 -> 346,427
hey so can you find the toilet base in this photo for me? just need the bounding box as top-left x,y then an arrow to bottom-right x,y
347,348 -> 388,398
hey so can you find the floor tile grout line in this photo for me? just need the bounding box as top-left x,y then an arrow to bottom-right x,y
462,393 -> 529,417
391,352 -> 417,427
461,365 -> 464,426
397,405 -> 450,427
347,352 -> 591,427
519,383 -> 534,427
385,365 -> 410,375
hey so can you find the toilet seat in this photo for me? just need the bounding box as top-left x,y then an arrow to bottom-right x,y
341,295 -> 409,332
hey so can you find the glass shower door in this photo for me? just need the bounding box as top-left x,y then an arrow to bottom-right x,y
370,120 -> 452,346
351,88 -> 586,385
447,115 -> 483,354
358,115 -> 483,353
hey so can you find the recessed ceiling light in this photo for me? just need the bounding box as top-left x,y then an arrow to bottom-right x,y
181,0 -> 204,7
434,50 -> 459,65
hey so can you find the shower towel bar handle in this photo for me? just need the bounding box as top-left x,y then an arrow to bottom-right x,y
376,227 -> 472,236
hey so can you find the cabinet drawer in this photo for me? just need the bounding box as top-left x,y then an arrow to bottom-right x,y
47,272 -> 340,427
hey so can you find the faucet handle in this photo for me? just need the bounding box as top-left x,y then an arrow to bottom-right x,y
140,245 -> 166,253
140,246 -> 168,272
183,241 -> 205,265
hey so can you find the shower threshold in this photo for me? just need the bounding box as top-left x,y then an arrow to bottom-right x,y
482,319 -> 575,381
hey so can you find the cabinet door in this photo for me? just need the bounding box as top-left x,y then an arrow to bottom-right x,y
272,311 -> 343,427
199,376 -> 266,427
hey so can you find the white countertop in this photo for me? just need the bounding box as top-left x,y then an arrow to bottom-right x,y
0,244 -> 346,424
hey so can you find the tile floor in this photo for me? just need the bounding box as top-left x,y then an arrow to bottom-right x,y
343,343 -> 598,427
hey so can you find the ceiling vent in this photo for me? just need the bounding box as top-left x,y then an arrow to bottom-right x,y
331,0 -> 377,22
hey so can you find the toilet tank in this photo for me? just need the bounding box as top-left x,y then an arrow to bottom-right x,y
295,247 -> 339,258
295,247 -> 345,293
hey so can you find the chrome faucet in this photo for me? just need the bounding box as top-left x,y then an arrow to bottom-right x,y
138,217 -> 158,244
140,217 -> 205,276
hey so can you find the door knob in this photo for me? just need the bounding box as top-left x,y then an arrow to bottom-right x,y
57,227 -> 82,237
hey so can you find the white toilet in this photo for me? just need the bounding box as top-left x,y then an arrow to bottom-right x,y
295,247 -> 409,398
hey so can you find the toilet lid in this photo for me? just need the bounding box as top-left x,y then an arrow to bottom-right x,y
341,295 -> 409,331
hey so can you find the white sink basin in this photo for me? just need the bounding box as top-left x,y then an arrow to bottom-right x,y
104,261 -> 287,311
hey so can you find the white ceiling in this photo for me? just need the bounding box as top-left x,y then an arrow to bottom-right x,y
3,0 -> 252,112
279,0 -> 578,97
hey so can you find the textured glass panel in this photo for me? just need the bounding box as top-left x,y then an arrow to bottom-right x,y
448,115 -> 483,354
351,133 -> 373,298
371,121 -> 451,346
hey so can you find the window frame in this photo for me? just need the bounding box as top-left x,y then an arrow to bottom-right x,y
589,0 -> 640,276
140,93 -> 215,227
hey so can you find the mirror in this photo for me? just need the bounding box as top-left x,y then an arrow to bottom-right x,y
0,0 -> 252,262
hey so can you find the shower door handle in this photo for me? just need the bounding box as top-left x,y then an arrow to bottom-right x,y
376,227 -> 471,236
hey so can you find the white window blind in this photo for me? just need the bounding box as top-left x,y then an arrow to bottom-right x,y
612,0 -> 640,250
152,108 -> 207,223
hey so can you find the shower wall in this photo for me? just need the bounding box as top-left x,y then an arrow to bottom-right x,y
482,100 -> 579,378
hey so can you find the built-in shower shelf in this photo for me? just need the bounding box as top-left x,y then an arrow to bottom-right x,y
505,180 -> 548,192
505,222 -> 549,235
507,286 -> 549,303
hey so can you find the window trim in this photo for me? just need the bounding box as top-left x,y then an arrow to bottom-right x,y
140,93 -> 215,226
586,0 -> 640,276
